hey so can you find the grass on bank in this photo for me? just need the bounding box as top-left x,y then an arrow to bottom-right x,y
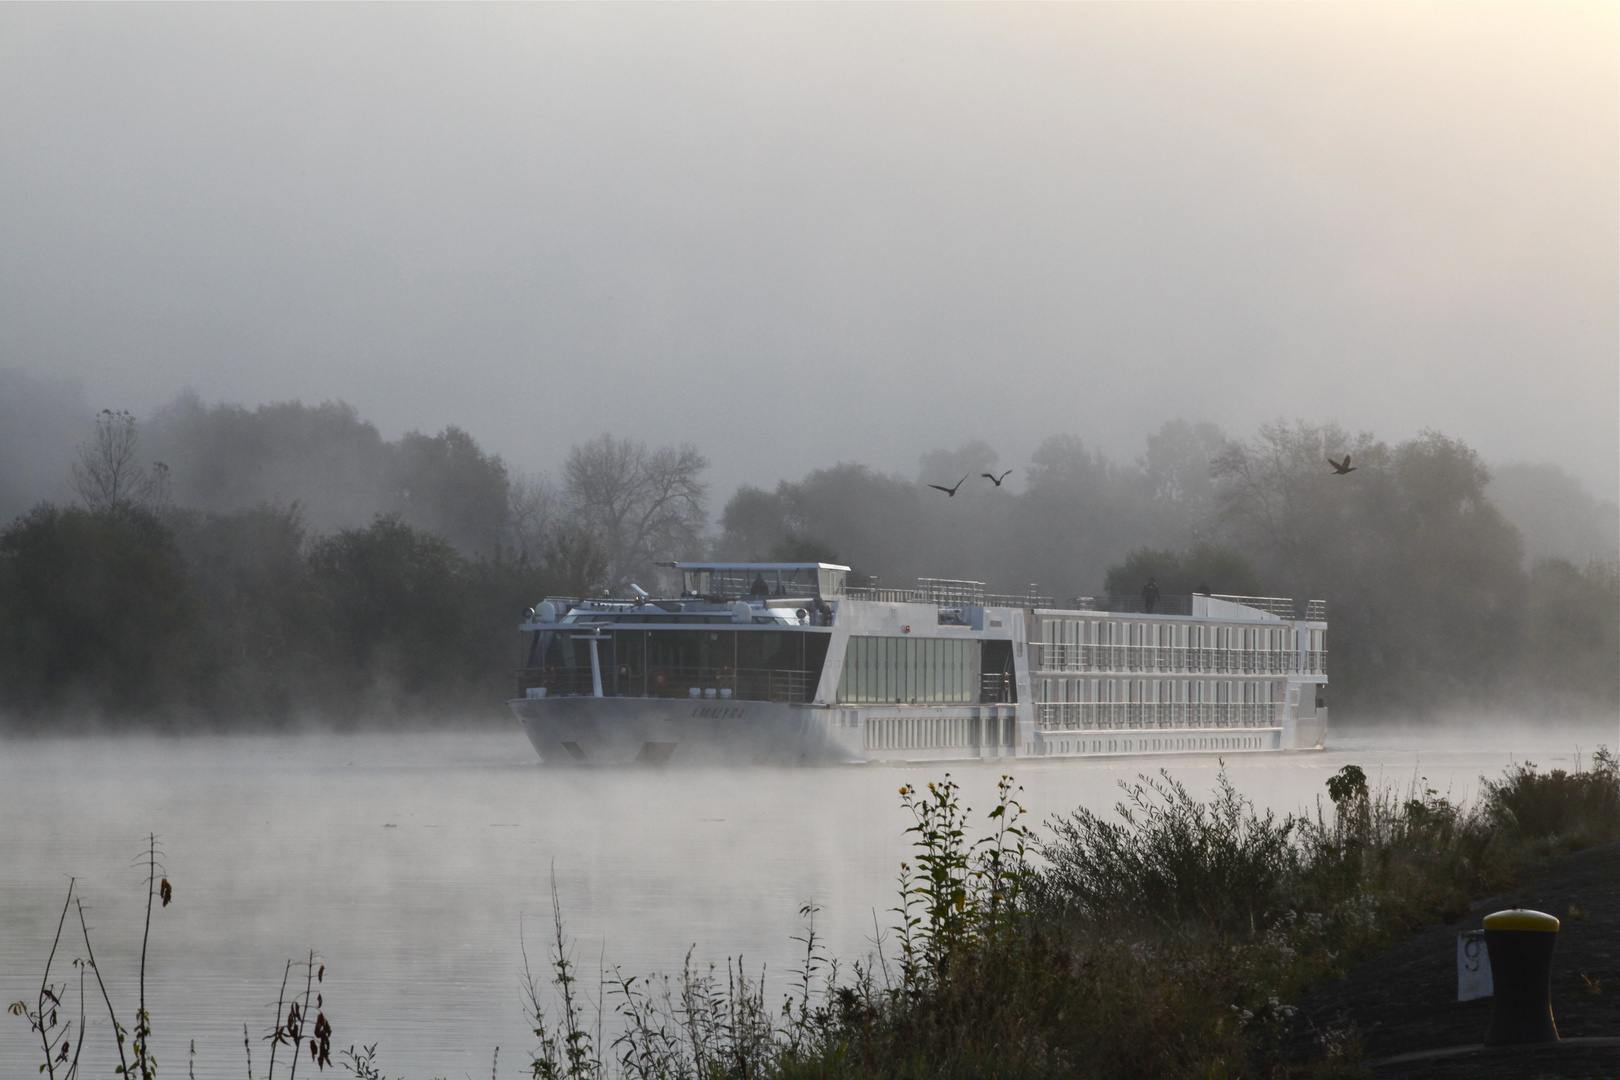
519,749 -> 1620,1080
12,750 -> 1619,1080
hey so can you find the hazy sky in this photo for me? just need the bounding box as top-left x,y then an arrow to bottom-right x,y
2,3 -> 1615,497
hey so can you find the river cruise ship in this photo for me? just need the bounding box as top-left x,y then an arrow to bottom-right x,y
508,562 -> 1328,765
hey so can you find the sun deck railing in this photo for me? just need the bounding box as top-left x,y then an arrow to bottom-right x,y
1211,595 -> 1297,618
845,577 -> 1053,608
1071,595 -> 1195,615
1066,595 -> 1327,620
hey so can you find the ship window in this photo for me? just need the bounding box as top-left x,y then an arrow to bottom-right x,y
837,636 -> 978,704
681,566 -> 837,601
530,630 -> 582,670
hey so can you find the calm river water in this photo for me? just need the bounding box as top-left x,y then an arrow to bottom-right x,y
2,720 -> 1613,1078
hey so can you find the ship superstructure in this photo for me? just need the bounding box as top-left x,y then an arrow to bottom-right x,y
508,562 -> 1328,765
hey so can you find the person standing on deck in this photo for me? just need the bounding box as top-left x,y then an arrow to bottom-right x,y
1142,577 -> 1160,613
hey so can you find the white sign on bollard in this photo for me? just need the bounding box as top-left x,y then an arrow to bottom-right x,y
1458,930 -> 1493,1001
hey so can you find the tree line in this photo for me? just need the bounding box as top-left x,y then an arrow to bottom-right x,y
0,392 -> 1613,729
718,421 -> 1616,718
0,402 -> 703,728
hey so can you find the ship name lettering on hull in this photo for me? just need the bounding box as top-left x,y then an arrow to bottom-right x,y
690,706 -> 746,720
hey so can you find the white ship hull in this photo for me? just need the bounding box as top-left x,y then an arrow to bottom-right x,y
508,695 -> 1325,766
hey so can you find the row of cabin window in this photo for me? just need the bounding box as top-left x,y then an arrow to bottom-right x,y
836,636 -> 977,704
1037,678 -> 1285,704
1041,620 -> 1324,653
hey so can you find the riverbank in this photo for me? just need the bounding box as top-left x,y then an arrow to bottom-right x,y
4,731 -> 1616,1079
752,747 -> 1620,1080
1292,839 -> 1620,1078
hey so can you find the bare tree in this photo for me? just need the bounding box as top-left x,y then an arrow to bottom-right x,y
71,410 -> 170,514
564,434 -> 708,589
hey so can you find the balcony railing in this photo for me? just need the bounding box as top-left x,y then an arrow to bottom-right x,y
1034,701 -> 1281,731
1031,643 -> 1326,676
980,670 -> 1016,704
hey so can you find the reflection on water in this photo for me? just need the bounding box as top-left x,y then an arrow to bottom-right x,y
1,721 -> 1612,1077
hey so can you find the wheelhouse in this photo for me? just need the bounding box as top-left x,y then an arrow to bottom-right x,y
516,562 -> 847,704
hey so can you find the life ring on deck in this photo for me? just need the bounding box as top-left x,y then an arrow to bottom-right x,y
652,669 -> 669,689
716,665 -> 736,686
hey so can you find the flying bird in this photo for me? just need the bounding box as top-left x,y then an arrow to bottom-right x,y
928,475 -> 969,497
1328,455 -> 1356,475
981,470 -> 1013,487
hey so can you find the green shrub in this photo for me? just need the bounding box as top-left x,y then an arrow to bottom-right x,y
1034,770 -> 1303,935
1482,746 -> 1620,847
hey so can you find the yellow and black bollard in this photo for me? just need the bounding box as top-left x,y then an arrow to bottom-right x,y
1482,908 -> 1560,1046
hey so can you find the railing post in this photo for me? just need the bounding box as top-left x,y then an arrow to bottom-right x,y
587,636 -> 604,697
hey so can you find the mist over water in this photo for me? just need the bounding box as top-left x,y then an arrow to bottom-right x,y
4,721 -> 1614,1078
1,7 -> 1613,1074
